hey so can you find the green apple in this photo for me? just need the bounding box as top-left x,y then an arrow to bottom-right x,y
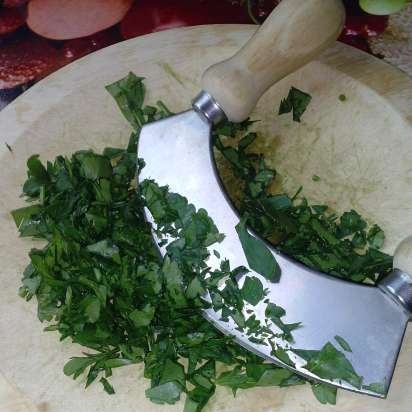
359,0 -> 408,15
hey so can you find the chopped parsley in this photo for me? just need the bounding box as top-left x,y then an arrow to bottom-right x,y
11,73 -> 388,410
278,87 -> 312,122
214,113 -> 393,284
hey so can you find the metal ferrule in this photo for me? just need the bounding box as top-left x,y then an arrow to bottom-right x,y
192,91 -> 227,126
378,269 -> 412,318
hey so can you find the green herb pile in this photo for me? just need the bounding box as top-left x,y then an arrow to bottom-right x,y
214,87 -> 392,284
12,73 -> 388,410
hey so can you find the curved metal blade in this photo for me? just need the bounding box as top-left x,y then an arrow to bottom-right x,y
138,110 -> 409,397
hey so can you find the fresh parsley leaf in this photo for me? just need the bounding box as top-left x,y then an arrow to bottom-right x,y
338,210 -> 367,237
265,302 -> 286,319
64,357 -> 97,378
11,205 -> 42,237
162,257 -> 187,308
279,374 -> 306,387
352,231 -> 367,248
278,87 -> 312,122
216,367 -> 254,393
27,154 -> 49,182
261,195 -> 292,212
159,359 -> 186,389
367,224 -> 385,249
104,358 -> 135,368
362,381 -> 386,394
334,335 -> 352,352
23,154 -> 50,196
311,383 -> 337,405
100,377 -> 115,395
217,364 -> 294,394
241,276 -> 265,306
184,385 -> 215,412
75,152 -> 112,180
81,296 -> 101,323
145,381 -> 182,405
265,303 -> 301,341
86,239 -> 120,262
272,347 -> 295,367
254,367 -> 294,386
236,218 -> 281,282
303,342 -> 363,389
186,277 -> 205,299
129,304 -> 155,327
105,72 -> 146,130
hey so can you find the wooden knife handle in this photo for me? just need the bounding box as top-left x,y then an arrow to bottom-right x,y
202,0 -> 345,123
379,237 -> 412,318
394,237 -> 412,278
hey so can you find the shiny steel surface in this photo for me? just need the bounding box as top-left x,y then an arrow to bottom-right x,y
138,110 -> 409,397
192,91 -> 227,125
379,269 -> 412,317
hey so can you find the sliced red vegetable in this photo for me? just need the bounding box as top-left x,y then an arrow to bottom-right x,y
342,15 -> 388,38
62,28 -> 121,61
0,7 -> 26,35
2,0 -> 28,7
121,0 -> 252,40
27,0 -> 133,40
0,35 -> 62,89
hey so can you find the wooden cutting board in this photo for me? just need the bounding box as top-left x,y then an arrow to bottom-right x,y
0,25 -> 411,412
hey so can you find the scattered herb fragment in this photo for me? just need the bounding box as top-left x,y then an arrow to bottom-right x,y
236,217 -> 281,282
362,381 -> 386,394
241,276 -> 265,306
214,129 -> 393,283
278,87 -> 312,122
311,382 -> 337,405
335,335 -> 352,352
105,72 -> 146,130
100,377 -> 115,395
367,224 -> 385,249
294,342 -> 363,389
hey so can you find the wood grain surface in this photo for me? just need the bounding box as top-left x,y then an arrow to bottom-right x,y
0,25 -> 411,412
